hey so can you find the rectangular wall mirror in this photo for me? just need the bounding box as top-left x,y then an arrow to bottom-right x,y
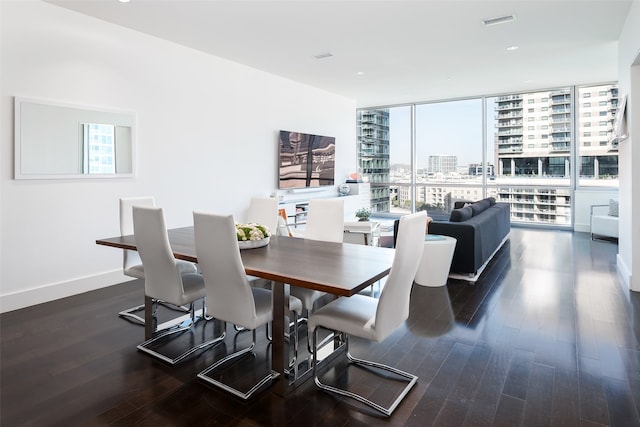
14,97 -> 136,179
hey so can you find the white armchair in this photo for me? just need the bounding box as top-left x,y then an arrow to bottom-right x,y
590,202 -> 619,240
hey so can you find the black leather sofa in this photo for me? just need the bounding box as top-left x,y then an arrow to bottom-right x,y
429,198 -> 510,279
394,197 -> 510,281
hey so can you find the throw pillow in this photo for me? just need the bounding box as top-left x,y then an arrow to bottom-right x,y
450,206 -> 473,222
470,199 -> 490,216
486,197 -> 497,206
454,200 -> 473,209
609,199 -> 619,217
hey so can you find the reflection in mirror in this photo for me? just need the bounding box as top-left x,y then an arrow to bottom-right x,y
81,123 -> 132,174
14,97 -> 135,179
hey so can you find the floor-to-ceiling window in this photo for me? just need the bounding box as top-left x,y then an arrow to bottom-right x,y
415,99 -> 484,219
486,88 -> 573,225
356,82 -> 619,227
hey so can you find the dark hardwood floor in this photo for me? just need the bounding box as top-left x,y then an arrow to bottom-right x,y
2,228 -> 639,426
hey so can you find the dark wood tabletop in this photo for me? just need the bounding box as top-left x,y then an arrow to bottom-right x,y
96,227 -> 395,297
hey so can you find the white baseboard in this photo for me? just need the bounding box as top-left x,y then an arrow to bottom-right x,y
617,254 -> 635,291
574,223 -> 591,233
0,270 -> 132,313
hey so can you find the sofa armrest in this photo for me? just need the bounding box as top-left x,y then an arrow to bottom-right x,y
590,204 -> 618,238
428,221 -> 482,274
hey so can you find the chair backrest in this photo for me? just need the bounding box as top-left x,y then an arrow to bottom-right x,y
374,211 -> 427,341
119,197 -> 155,272
120,197 -> 155,235
246,197 -> 279,235
193,212 -> 260,329
304,198 -> 344,243
132,206 -> 184,304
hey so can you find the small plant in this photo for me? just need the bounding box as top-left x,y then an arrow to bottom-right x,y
355,208 -> 371,222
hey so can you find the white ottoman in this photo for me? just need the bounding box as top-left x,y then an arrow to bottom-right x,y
414,234 -> 457,287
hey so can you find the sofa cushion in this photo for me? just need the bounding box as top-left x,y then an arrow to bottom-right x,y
449,206 -> 473,222
470,199 -> 490,216
486,197 -> 496,206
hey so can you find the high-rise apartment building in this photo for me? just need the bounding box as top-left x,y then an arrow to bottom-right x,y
356,109 -> 390,213
495,85 -> 618,179
495,91 -> 570,177
428,155 -> 457,174
493,84 -> 618,225
577,85 -> 619,178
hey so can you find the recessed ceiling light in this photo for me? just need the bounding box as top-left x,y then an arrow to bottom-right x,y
314,52 -> 333,60
482,14 -> 516,26
118,0 -> 131,3
506,46 -> 519,51
356,71 -> 364,76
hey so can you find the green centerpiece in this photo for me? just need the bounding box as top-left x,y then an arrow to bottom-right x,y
236,223 -> 271,249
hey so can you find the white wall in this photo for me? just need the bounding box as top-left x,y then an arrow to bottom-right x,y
616,0 -> 640,291
0,1 -> 357,312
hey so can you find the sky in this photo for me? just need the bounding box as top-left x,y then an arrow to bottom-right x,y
389,98 -> 497,168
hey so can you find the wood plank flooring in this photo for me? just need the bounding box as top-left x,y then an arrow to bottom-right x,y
1,228 -> 639,426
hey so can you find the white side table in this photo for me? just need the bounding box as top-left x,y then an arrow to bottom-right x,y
414,234 -> 457,287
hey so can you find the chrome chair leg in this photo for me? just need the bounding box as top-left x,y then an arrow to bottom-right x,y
119,301 -> 190,325
198,328 -> 278,400
118,304 -> 146,324
312,330 -> 418,417
289,311 -> 299,378
137,301 -> 224,365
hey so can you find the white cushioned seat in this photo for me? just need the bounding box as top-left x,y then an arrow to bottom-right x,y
591,202 -> 619,240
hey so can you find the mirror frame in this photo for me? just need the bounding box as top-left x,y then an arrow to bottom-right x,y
14,97 -> 137,180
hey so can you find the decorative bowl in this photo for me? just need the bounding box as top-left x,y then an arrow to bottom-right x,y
338,183 -> 351,196
238,236 -> 270,250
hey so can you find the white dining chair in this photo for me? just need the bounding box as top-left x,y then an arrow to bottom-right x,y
245,196 -> 280,289
193,211 -> 302,398
133,206 -> 221,365
308,211 -> 427,416
246,196 -> 279,235
290,198 -> 344,351
119,197 -> 197,325
302,198 -> 345,242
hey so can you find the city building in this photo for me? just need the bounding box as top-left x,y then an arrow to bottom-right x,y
356,109 -> 391,213
428,155 -> 457,174
357,84 -> 619,226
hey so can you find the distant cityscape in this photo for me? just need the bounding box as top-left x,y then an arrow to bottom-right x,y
356,84 -> 619,225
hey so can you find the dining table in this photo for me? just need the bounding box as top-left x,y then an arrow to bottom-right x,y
96,227 -> 396,395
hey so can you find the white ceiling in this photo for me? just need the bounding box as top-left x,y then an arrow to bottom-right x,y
47,0 -> 633,107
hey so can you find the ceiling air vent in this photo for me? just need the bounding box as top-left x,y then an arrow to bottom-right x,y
482,14 -> 516,26
314,52 -> 333,60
